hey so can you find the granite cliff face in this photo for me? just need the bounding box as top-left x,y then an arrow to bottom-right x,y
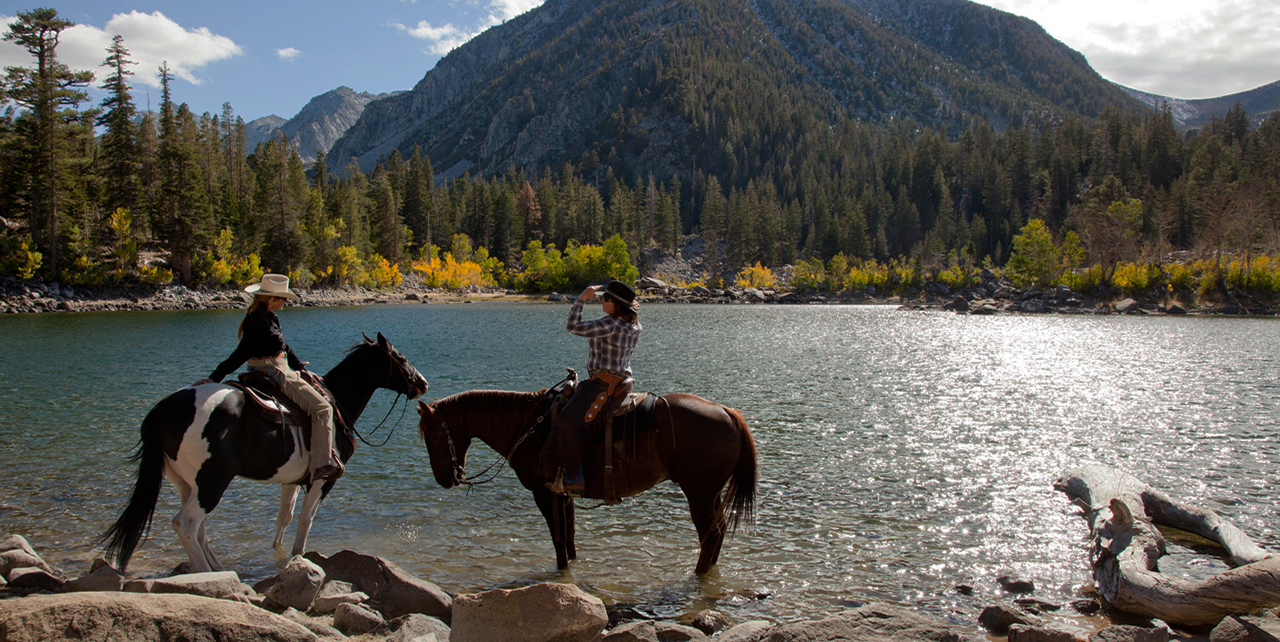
247,87 -> 394,162
326,0 -> 1143,179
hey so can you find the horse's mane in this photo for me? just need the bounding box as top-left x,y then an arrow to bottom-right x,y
432,389 -> 541,410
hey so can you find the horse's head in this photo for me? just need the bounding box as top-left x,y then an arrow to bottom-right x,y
416,399 -> 468,488
362,332 -> 428,399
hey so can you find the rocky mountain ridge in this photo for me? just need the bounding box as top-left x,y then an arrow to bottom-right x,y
325,0 -> 1144,179
1120,79 -> 1280,132
245,86 -> 395,163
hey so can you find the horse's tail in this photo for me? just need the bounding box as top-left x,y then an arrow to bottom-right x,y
722,406 -> 758,533
97,400 -> 169,571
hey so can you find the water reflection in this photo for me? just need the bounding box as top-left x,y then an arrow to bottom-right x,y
1,305 -> 1278,631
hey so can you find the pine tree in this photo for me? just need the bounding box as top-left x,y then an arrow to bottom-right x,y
3,7 -> 94,278
97,34 -> 137,223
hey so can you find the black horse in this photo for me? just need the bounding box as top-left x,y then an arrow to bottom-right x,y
101,333 -> 427,572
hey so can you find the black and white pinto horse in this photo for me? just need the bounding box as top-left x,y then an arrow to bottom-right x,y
100,333 -> 427,572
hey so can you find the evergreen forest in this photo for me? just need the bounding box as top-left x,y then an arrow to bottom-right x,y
3,8 -> 1280,301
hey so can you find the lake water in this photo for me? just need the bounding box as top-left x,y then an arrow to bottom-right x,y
2,302 -> 1278,631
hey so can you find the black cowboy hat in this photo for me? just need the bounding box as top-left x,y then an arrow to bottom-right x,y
601,280 -> 638,311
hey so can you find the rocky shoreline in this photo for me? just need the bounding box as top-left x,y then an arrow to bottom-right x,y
7,532 -> 1268,642
0,272 -> 1271,317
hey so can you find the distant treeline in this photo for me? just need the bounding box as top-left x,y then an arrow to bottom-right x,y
2,8 -> 1278,296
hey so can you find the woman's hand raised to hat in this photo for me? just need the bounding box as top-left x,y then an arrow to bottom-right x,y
577,285 -> 601,301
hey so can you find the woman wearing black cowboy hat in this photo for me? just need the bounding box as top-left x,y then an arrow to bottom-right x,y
540,279 -> 642,496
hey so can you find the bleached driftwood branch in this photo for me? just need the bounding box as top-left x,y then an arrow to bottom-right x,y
1054,465 -> 1280,626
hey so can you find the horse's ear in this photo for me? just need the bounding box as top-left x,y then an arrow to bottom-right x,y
362,332 -> 373,344
416,400 -> 433,418
377,332 -> 388,347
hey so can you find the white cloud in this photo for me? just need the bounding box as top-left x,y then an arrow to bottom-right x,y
1,11 -> 242,88
972,0 -> 1280,98
395,0 -> 546,56
277,47 -> 301,61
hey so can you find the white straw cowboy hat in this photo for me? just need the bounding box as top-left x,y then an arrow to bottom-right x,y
244,273 -> 299,300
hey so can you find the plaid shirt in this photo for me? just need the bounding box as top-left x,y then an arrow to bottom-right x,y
566,299 -> 642,377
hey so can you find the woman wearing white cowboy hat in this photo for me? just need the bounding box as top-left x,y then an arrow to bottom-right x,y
198,273 -> 343,481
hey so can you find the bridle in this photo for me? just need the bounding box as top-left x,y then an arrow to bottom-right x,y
352,337 -> 425,448
437,374 -> 574,487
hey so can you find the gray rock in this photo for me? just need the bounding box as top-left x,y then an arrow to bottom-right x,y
997,575 -> 1036,593
0,592 -> 315,642
943,296 -> 969,312
66,563 -> 124,592
266,555 -> 326,611
690,609 -> 731,634
717,621 -> 774,642
1092,625 -> 1172,642
1211,614 -> 1280,642
7,567 -> 65,592
1115,298 -> 1140,313
334,602 -> 386,635
691,285 -> 711,296
604,621 -> 660,642
1167,303 -> 1187,315
639,277 -> 668,289
450,581 -> 607,642
312,580 -> 368,614
280,607 -> 345,639
750,603 -> 962,642
371,613 -> 452,642
0,549 -> 59,581
124,570 -> 252,600
979,604 -> 1041,634
304,549 -> 451,622
1070,599 -> 1101,614
1020,299 -> 1046,313
1009,624 -> 1082,642
654,621 -> 707,640
971,303 -> 999,315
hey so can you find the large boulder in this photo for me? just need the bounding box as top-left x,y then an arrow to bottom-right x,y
1211,614 -> 1280,642
304,549 -> 451,621
124,570 -> 253,600
0,592 -> 316,642
0,534 -> 59,580
6,567 -> 65,592
312,580 -> 368,614
370,613 -> 452,642
718,621 -> 774,642
750,603 -> 964,642
66,559 -> 124,593
266,556 -> 326,611
333,602 -> 385,635
450,582 -> 607,642
979,603 -> 1042,634
603,621 -> 660,642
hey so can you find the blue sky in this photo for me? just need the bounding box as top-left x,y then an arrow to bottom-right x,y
3,0 -> 1278,123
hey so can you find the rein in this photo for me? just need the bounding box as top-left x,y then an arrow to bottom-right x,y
445,375 -> 574,486
348,340 -> 415,448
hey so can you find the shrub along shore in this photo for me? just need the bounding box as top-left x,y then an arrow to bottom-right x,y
0,268 -> 1271,317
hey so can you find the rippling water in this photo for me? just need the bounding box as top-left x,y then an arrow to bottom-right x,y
2,303 -> 1278,631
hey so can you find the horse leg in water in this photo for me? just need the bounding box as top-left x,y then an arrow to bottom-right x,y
682,486 -> 728,575
291,482 -> 329,556
564,498 -> 577,561
164,467 -> 217,572
532,486 -> 574,569
274,485 -> 299,549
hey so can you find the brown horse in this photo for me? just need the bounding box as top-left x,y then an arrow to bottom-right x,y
415,389 -> 757,574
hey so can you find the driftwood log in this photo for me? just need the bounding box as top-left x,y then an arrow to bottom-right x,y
1054,465 -> 1280,626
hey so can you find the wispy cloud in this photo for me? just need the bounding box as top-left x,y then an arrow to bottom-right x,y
395,20 -> 471,55
1,11 -> 242,88
395,0 -> 546,56
277,47 -> 301,61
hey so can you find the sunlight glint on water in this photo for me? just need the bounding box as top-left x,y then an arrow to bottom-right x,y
1,303 -> 1278,630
